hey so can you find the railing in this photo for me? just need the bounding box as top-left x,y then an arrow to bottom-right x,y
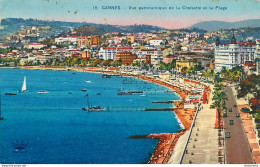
179,102 -> 201,164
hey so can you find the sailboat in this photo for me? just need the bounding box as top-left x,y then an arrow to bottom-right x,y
21,76 -> 27,92
18,76 -> 28,93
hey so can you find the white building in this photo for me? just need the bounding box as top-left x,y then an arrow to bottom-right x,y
254,40 -> 260,75
28,43 -> 47,49
55,36 -> 78,44
149,38 -> 164,46
214,36 -> 256,72
98,46 -> 133,60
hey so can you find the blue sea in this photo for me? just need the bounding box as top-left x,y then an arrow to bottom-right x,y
0,69 -> 182,164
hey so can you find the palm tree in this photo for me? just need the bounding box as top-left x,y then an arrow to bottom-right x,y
214,82 -> 224,91
213,90 -> 227,129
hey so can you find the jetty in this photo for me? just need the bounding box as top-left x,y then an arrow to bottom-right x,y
152,100 -> 179,103
145,108 -> 175,111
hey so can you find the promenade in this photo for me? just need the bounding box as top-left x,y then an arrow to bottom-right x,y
181,85 -> 220,164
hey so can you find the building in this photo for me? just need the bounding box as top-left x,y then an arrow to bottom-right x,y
163,55 -> 175,64
244,62 -> 256,75
162,47 -> 174,57
214,35 -> 256,72
78,35 -> 99,47
149,38 -> 163,46
28,43 -> 47,49
127,35 -> 134,44
98,46 -> 133,60
254,40 -> 260,75
176,59 -> 198,71
116,51 -> 137,65
82,51 -> 91,59
55,36 -> 78,44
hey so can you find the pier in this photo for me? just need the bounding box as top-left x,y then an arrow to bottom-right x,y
152,100 -> 179,103
145,108 -> 175,111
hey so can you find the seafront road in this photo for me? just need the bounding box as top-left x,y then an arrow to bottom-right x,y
223,86 -> 254,164
181,85 -> 220,164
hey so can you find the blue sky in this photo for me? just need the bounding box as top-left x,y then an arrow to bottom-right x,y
0,0 -> 259,28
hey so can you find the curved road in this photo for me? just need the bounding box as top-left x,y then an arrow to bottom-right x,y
223,86 -> 254,164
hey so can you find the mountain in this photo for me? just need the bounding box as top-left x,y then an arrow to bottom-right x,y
0,18 -> 167,38
189,19 -> 260,32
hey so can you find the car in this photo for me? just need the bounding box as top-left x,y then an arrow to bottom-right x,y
230,120 -> 234,125
235,113 -> 240,117
229,108 -> 232,112
234,104 -> 237,107
241,108 -> 250,112
225,132 -> 231,138
223,111 -> 227,118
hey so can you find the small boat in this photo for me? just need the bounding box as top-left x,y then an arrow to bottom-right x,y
140,94 -> 147,97
82,94 -> 105,112
88,106 -> 105,112
38,91 -> 49,94
85,80 -> 92,83
68,92 -> 72,94
97,93 -> 101,95
81,89 -> 87,92
118,92 -> 132,95
12,140 -> 28,152
5,93 -> 17,95
129,90 -> 143,94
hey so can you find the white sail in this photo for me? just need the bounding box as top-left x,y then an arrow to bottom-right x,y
21,76 -> 26,92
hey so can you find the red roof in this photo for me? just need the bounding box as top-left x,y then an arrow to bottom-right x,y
244,62 -> 255,66
237,42 -> 256,46
165,55 -> 175,58
29,43 -> 46,45
104,47 -> 132,50
151,38 -> 162,40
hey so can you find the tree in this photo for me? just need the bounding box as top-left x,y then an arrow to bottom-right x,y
93,59 -> 101,66
237,74 -> 259,98
181,67 -> 188,75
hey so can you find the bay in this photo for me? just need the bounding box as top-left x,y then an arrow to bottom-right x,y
0,69 -> 182,164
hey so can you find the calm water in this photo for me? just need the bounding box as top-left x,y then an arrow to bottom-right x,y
0,69 -> 182,164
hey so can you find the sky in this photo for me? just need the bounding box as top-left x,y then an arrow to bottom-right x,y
0,0 -> 259,29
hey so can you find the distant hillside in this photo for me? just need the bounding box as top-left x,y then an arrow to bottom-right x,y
0,18 -> 167,38
189,19 -> 260,32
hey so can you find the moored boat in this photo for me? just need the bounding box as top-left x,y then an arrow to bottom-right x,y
5,93 -> 17,95
117,92 -> 132,95
37,90 -> 49,94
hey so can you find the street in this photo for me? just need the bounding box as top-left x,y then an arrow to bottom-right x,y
223,86 -> 254,164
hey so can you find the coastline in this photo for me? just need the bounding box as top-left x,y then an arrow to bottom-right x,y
1,66 -> 198,164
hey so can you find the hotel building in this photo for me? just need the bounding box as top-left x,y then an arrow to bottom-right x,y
214,35 -> 256,72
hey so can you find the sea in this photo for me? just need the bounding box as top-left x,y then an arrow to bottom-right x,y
0,68 -> 182,164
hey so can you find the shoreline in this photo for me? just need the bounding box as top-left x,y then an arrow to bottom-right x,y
1,66 -> 199,164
